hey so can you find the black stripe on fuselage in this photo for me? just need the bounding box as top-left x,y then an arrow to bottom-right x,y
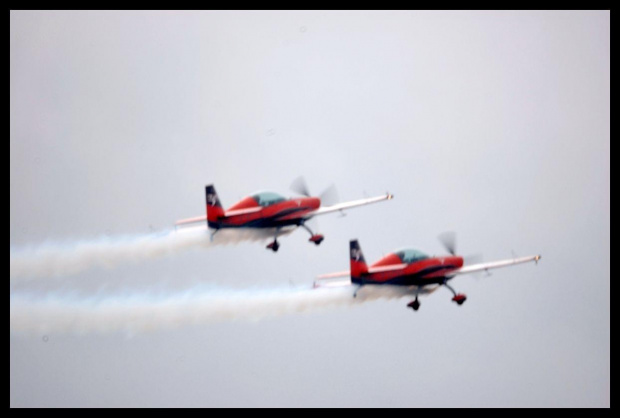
352,264 -> 457,286
209,206 -> 312,229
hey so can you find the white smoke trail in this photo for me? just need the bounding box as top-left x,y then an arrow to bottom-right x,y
10,226 -> 294,281
10,285 -> 415,335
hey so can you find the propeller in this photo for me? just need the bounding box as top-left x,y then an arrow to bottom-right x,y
290,176 -> 340,207
438,231 -> 457,255
465,253 -> 487,279
438,231 -> 485,278
290,176 -> 311,198
318,183 -> 339,207
463,253 -> 483,265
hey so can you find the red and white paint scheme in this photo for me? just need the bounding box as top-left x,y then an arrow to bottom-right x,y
315,237 -> 541,311
176,184 -> 393,252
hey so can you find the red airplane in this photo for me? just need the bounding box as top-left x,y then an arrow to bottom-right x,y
176,182 -> 393,252
315,235 -> 541,311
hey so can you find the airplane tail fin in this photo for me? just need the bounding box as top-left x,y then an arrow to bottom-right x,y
206,185 -> 225,228
350,239 -> 368,284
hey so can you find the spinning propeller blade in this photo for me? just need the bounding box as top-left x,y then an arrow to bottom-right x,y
319,184 -> 340,207
438,231 -> 457,255
463,253 -> 483,265
290,176 -> 311,197
291,176 -> 340,207
439,233 -> 484,278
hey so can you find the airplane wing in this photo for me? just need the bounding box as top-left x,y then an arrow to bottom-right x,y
316,263 -> 407,280
309,193 -> 394,217
175,207 -> 263,227
447,255 -> 541,277
175,215 -> 207,227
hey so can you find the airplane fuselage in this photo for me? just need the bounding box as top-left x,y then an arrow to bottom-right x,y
208,197 -> 320,229
352,256 -> 464,287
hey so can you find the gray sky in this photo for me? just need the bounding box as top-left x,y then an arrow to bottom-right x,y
10,10 -> 609,407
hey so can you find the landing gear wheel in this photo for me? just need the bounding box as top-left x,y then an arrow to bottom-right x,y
309,234 -> 324,245
452,294 -> 467,305
266,241 -> 280,252
407,299 -> 421,311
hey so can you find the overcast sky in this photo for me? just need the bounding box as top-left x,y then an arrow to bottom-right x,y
10,10 -> 609,407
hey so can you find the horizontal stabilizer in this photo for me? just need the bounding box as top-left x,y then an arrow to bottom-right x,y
313,278 -> 352,289
175,215 -> 207,227
316,270 -> 350,280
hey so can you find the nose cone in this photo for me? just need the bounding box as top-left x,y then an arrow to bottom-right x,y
310,197 -> 321,209
452,256 -> 464,268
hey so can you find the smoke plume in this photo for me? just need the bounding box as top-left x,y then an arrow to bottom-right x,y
10,285 -> 414,335
10,226 -> 293,281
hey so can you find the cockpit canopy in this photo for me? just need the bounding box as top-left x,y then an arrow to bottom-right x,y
395,248 -> 429,264
251,191 -> 287,207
